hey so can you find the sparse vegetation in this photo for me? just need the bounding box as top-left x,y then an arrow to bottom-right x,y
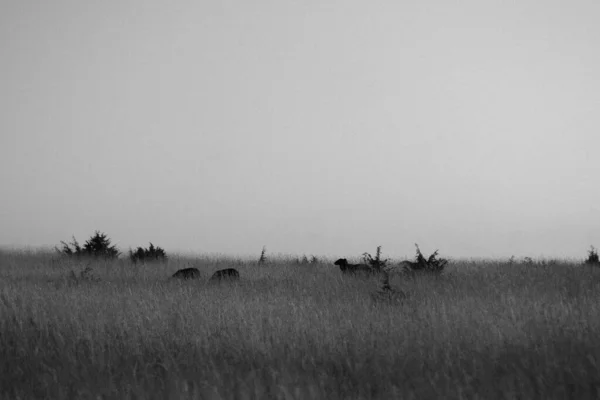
129,242 -> 167,264
258,245 -> 267,264
293,255 -> 320,265
1,250 -> 600,399
56,231 -> 120,259
295,255 -> 310,264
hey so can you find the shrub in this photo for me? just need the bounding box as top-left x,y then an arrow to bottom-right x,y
403,244 -> 449,275
129,243 -> 167,264
56,231 -> 120,259
362,245 -> 389,272
585,246 -> 599,266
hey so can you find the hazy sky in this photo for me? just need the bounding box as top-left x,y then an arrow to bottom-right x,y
1,0 -> 599,259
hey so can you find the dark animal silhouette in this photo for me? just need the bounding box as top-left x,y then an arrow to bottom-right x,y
172,268 -> 201,280
334,258 -> 377,275
399,260 -> 418,272
209,268 -> 240,282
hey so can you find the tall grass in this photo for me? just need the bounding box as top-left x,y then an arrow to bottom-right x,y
1,250 -> 600,399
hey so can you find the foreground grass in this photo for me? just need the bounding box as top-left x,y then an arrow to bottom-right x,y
1,251 -> 600,399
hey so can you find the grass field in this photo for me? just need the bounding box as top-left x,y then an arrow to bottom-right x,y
1,250 -> 600,399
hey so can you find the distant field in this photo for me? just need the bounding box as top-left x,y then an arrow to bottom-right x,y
1,250 -> 600,399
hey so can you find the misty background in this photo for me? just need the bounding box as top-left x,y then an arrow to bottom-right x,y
1,0 -> 599,259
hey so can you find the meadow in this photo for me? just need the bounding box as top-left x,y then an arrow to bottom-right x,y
1,250 -> 600,399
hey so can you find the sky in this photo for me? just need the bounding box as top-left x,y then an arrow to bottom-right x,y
1,0 -> 599,260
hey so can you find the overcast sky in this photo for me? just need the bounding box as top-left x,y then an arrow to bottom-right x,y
1,0 -> 599,259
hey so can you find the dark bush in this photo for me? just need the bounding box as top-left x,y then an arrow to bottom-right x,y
402,244 -> 448,275
129,242 -> 167,264
585,246 -> 599,266
362,245 -> 389,272
56,231 -> 120,259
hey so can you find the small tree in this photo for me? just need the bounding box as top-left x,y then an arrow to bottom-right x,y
129,242 -> 167,264
585,246 -> 599,266
57,231 -> 120,259
83,231 -> 120,258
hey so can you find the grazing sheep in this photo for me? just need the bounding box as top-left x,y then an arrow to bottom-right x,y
334,258 -> 377,275
172,267 -> 201,280
209,268 -> 240,283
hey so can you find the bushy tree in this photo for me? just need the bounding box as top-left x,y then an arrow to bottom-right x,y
129,242 -> 167,264
57,231 -> 120,259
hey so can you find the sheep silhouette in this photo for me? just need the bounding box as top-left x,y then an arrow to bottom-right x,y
172,267 -> 201,280
334,258 -> 377,275
399,260 -> 418,271
209,268 -> 240,282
